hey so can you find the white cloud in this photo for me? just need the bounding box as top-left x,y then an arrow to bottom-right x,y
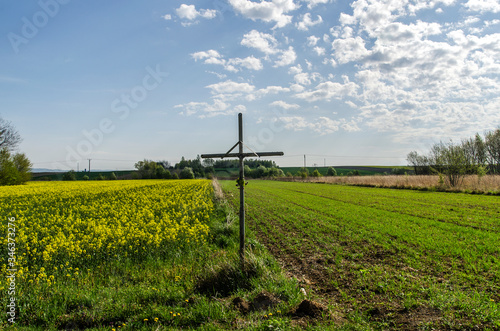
229,0 -> 298,29
275,46 -> 297,66
241,30 -> 279,54
288,64 -> 303,74
270,100 -> 300,109
296,80 -> 359,102
176,99 -> 247,118
228,56 -> 264,70
464,0 -> 500,13
176,4 -> 217,21
307,35 -> 320,46
303,0 -> 330,9
290,83 -> 306,92
176,99 -> 228,116
332,37 -> 370,64
259,86 -> 291,94
191,50 -> 222,61
163,14 -> 172,20
313,46 -> 325,56
296,13 -> 323,31
293,71 -> 321,85
206,80 -> 255,94
279,116 -> 341,134
187,0 -> 500,140
192,50 -> 263,72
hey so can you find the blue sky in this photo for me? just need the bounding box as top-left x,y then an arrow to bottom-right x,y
1,0 -> 499,170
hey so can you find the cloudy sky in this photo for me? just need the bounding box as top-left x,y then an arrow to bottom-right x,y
1,0 -> 499,170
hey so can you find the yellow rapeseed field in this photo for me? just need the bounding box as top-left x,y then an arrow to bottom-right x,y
0,179 -> 214,288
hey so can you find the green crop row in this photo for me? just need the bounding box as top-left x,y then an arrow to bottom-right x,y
221,180 -> 500,329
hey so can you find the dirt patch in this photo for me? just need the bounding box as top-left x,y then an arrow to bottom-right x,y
251,291 -> 280,311
232,297 -> 250,314
294,300 -> 328,318
232,291 -> 281,314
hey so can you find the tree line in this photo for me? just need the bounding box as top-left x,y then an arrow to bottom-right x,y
0,117 -> 32,185
407,128 -> 500,186
133,156 -> 282,180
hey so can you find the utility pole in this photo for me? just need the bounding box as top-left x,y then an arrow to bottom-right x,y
88,159 -> 91,173
201,113 -> 283,267
304,154 -> 306,168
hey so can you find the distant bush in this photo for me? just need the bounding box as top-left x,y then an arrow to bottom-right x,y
62,170 -> 77,181
312,169 -> 322,177
97,174 -> 106,180
180,167 -> 195,179
109,172 -> 117,180
172,173 -> 179,179
267,167 -> 284,178
327,167 -> 337,176
82,175 -> 89,181
296,167 -> 309,179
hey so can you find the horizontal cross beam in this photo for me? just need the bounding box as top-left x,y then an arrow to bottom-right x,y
201,152 -> 284,159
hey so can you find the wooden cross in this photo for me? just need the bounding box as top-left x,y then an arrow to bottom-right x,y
201,113 -> 283,265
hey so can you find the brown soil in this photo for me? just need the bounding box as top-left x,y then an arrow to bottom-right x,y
294,300 -> 327,318
247,214 -> 449,330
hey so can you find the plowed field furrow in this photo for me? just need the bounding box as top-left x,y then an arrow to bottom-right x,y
279,183 -> 500,232
221,180 -> 500,330
248,184 -> 500,268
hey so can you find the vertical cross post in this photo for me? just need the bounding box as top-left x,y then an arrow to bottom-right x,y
238,114 -> 245,263
201,113 -> 283,268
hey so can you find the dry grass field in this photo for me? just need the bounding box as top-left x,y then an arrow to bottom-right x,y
281,174 -> 500,194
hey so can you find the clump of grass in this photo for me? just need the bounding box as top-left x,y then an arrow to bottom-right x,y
195,252 -> 263,297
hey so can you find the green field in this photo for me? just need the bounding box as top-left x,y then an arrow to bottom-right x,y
279,166 -> 395,176
214,166 -> 408,178
221,180 -> 500,329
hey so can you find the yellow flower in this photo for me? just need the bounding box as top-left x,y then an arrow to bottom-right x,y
144,318 -> 148,321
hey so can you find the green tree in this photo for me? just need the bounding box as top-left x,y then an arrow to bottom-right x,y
296,167 -> 309,179
256,165 -> 268,178
312,169 -> 322,177
135,159 -> 155,179
163,169 -> 172,179
0,149 -> 20,185
485,128 -> 500,173
13,152 -> 32,183
180,167 -> 195,179
109,172 -> 117,180
62,170 -> 77,181
327,167 -> 337,176
155,166 -> 165,179
267,167 -> 284,178
172,172 -> 179,179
